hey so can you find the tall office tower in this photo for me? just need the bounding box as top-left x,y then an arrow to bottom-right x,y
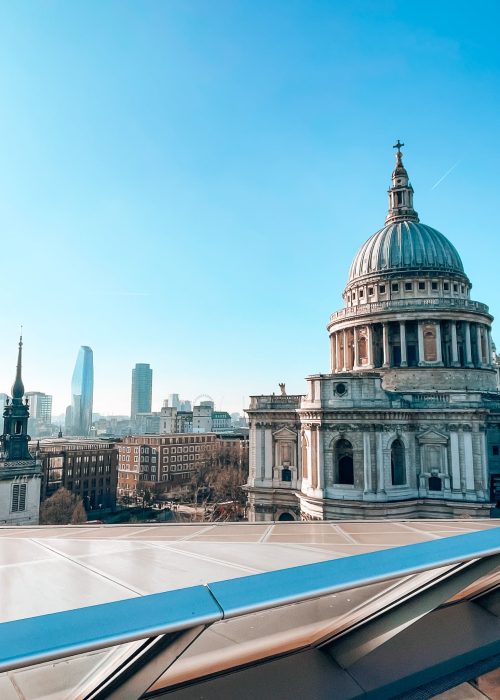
70,346 -> 94,436
131,364 -> 153,419
26,392 -> 53,424
168,394 -> 180,410
26,392 -> 53,437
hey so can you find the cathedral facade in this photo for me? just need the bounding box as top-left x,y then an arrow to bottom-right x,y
246,145 -> 500,521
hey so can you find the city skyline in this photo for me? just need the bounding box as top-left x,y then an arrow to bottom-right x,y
0,3 -> 498,416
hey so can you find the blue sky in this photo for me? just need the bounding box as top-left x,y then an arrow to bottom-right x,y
0,1 -> 498,416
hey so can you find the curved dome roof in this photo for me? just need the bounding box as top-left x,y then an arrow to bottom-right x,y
348,220 -> 465,283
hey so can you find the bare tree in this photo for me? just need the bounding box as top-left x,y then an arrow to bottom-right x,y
40,488 -> 88,525
189,440 -> 249,521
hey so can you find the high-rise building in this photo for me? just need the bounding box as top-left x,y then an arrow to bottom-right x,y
0,338 -> 41,524
168,393 -> 180,410
69,346 -> 94,436
131,364 -> 153,419
26,391 -> 53,437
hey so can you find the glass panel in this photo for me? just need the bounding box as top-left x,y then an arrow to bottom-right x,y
148,567 -> 453,693
0,641 -> 142,700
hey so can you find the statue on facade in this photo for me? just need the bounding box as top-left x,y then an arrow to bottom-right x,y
279,383 -> 287,395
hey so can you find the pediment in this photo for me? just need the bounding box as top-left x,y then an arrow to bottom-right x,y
272,427 -> 297,441
416,429 -> 448,445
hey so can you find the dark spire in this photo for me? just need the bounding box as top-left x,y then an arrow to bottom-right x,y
2,336 -> 32,461
385,141 -> 419,225
11,335 -> 25,404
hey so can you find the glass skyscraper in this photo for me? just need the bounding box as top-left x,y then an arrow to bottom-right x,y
69,346 -> 94,436
131,363 -> 153,419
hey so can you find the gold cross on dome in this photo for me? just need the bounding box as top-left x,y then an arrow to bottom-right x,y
393,139 -> 404,153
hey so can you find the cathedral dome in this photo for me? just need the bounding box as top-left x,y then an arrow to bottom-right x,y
348,220 -> 465,283
346,141 -> 467,287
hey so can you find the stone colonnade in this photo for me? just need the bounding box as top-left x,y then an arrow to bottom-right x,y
330,319 -> 492,372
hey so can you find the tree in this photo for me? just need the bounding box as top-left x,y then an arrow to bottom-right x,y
40,488 -> 88,525
189,440 -> 249,521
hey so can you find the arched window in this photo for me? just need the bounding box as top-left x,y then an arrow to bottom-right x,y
336,439 -> 354,485
391,439 -> 406,486
278,512 -> 294,521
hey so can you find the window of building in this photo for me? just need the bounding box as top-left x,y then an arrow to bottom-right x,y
461,285 -> 465,293
431,281 -> 438,291
493,446 -> 499,456
281,468 -> 292,482
379,284 -> 386,294
428,476 -> 442,491
359,289 -> 364,298
443,282 -> 449,291
335,439 -> 354,485
453,283 -> 458,292
352,291 -> 356,300
11,483 -> 27,512
391,439 -> 406,486
418,281 -> 426,290
391,283 -> 399,292
368,287 -> 374,296
404,282 -> 412,291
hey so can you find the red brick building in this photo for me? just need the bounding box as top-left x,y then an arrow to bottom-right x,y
34,438 -> 119,510
117,433 -> 217,500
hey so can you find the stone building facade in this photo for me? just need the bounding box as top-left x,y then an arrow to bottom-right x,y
246,145 -> 500,521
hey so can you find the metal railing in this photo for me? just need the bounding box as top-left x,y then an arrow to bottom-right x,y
0,527 -> 499,674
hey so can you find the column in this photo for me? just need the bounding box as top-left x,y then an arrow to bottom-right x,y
463,431 -> 475,492
363,431 -> 372,493
449,432 -> 461,492
464,321 -> 473,367
450,321 -> 459,366
487,327 -> 493,367
476,323 -> 483,366
399,321 -> 407,367
337,332 -> 342,371
417,321 -> 425,365
382,322 -> 390,367
264,427 -> 273,481
367,324 -> 374,368
353,326 -> 359,369
342,329 -> 348,371
376,432 -> 385,494
330,334 -> 336,372
435,321 -> 443,364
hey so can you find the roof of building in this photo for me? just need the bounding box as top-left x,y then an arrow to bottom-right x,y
347,145 -> 467,286
348,220 -> 465,282
0,520 -> 499,698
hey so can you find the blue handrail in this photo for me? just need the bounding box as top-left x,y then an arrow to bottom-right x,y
0,527 -> 498,673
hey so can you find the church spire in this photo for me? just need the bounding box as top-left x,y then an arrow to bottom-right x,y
385,141 -> 419,225
11,335 -> 25,404
2,336 -> 32,461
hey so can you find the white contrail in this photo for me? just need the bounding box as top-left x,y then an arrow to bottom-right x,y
431,160 -> 461,190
